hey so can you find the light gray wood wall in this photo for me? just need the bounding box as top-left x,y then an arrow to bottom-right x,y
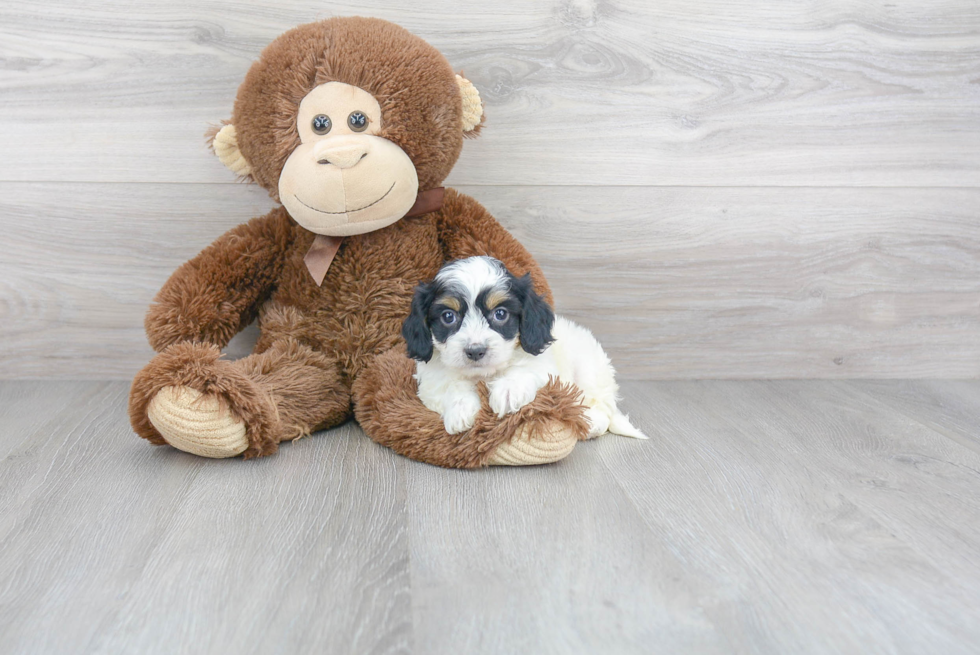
1,0 -> 978,379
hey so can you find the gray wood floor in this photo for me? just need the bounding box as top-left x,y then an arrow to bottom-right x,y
2,380 -> 979,654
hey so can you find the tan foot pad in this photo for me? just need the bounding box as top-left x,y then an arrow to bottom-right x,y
486,421 -> 578,466
147,385 -> 248,458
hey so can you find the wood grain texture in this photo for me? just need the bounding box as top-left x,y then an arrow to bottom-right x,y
4,380 -> 979,653
0,0 -> 978,186
0,382 -> 411,655
836,380 -> 980,455
599,380 -> 980,654
1,1 -> 978,379
1,182 -> 976,379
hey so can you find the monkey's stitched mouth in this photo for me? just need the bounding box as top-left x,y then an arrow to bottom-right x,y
295,181 -> 396,215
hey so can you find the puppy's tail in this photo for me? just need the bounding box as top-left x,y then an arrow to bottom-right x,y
608,410 -> 647,440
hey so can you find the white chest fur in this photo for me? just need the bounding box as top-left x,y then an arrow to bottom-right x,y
415,316 -> 645,439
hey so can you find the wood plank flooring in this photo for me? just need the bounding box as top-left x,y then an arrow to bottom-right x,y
2,380 -> 979,654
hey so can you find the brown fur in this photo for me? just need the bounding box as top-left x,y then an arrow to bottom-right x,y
129,339 -> 349,458
353,347 -> 589,468
129,17 -> 583,465
233,17 -> 464,198
438,296 -> 461,312
484,289 -> 509,309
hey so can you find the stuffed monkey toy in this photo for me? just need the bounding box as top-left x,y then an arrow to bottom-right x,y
128,17 -> 589,467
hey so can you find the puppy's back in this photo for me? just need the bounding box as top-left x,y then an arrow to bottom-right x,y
550,318 -> 617,405
551,317 -> 646,439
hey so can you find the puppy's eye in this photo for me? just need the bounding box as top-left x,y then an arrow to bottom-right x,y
492,308 -> 509,322
348,111 -> 369,132
440,310 -> 457,325
312,114 -> 332,135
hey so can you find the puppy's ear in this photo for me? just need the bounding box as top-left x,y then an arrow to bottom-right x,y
402,282 -> 435,362
513,273 -> 555,356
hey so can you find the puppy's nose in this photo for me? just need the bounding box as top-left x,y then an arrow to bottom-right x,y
313,139 -> 369,169
464,344 -> 487,361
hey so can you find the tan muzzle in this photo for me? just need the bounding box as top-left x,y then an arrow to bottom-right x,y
279,134 -> 419,237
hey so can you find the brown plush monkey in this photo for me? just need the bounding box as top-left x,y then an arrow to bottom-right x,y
128,17 -> 589,467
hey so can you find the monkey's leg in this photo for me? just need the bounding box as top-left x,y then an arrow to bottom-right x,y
353,346 -> 590,468
129,339 -> 350,459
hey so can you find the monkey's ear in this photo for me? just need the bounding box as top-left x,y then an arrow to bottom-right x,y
207,123 -> 253,178
455,74 -> 485,136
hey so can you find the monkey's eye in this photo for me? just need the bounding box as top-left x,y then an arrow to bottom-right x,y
440,310 -> 457,326
348,111 -> 368,132
312,115 -> 332,135
492,308 -> 509,322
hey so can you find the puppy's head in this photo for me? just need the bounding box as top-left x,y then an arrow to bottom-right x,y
401,257 -> 555,375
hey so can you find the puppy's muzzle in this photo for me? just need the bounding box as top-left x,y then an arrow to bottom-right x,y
464,344 -> 487,361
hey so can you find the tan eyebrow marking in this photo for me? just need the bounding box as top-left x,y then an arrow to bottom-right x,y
485,289 -> 510,309
437,296 -> 461,312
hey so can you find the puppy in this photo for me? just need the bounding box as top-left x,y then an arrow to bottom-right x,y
402,256 -> 646,439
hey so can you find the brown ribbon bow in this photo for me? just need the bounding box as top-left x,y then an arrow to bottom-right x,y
303,187 -> 445,286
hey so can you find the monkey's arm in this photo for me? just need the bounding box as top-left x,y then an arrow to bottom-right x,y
145,207 -> 294,351
434,189 -> 554,305
356,189 -> 587,468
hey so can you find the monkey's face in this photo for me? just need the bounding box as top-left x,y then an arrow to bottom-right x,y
212,18 -> 486,231
278,82 -> 420,236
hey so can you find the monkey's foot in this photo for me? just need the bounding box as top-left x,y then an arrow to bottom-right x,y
485,420 -> 578,466
147,385 -> 248,458
353,345 -> 589,468
129,341 -> 282,459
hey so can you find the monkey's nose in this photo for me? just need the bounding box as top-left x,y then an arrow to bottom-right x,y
464,344 -> 487,361
313,141 -> 369,169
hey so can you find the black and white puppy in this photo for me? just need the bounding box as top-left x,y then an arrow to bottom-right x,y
402,256 -> 645,439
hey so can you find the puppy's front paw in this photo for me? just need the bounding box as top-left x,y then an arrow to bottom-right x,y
443,393 -> 482,435
489,376 -> 540,418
